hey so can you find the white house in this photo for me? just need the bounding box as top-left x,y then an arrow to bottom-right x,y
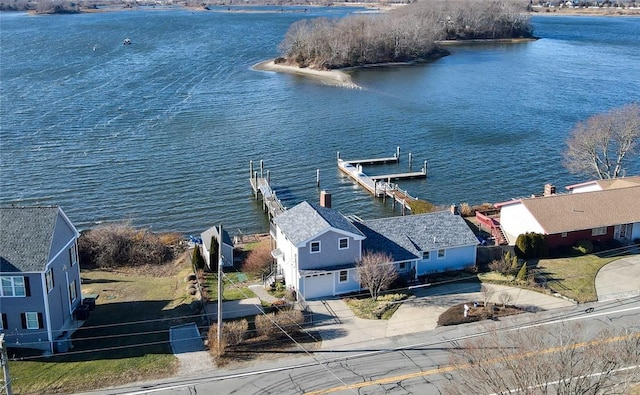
271,201 -> 478,300
496,183 -> 640,249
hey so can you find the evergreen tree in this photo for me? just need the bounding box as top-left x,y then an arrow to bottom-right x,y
516,262 -> 527,282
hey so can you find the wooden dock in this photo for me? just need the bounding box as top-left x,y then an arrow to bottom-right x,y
250,161 -> 285,219
337,149 -> 427,214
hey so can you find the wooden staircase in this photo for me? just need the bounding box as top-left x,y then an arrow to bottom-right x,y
475,211 -> 508,245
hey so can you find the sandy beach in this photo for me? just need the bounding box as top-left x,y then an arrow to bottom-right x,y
252,60 -> 360,89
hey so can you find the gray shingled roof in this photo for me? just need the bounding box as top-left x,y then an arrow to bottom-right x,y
201,225 -> 233,250
0,206 -> 61,273
354,211 -> 479,262
273,202 -> 364,246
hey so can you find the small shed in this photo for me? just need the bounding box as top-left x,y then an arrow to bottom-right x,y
201,225 -> 234,271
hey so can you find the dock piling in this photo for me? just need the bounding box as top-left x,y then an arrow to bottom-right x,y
396,146 -> 400,159
260,160 -> 264,178
316,169 -> 320,187
408,152 -> 412,170
423,160 -> 428,176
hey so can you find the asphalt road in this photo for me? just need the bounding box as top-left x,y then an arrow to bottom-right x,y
79,296 -> 640,395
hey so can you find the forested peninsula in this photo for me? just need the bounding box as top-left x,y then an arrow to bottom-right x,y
274,0 -> 534,71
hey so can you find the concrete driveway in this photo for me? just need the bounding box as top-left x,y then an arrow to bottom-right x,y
307,282 -> 574,350
595,254 -> 640,301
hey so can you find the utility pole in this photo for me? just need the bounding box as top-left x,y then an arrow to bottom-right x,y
1,334 -> 13,395
216,224 -> 223,355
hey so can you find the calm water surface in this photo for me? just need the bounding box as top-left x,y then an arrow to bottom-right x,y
1,10 -> 639,235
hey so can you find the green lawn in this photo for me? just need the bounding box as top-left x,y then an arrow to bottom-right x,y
8,257 -> 195,394
204,271 -> 257,301
534,255 -> 618,303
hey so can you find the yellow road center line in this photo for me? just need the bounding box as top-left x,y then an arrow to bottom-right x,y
305,332 -> 640,395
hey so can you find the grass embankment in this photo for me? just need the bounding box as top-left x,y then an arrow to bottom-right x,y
204,271 -> 257,301
534,255 -> 618,303
8,255 -> 195,395
479,254 -> 618,303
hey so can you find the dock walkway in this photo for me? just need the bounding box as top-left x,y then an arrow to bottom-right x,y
337,149 -> 427,213
250,161 -> 285,219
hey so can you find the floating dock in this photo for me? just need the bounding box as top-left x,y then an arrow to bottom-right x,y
249,160 -> 285,218
337,149 -> 427,214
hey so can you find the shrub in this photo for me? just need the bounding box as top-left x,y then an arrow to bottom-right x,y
574,240 -> 594,255
223,319 -> 248,346
207,319 -> 249,357
209,236 -> 219,272
489,258 -> 511,274
192,246 -> 205,270
207,324 -> 228,357
516,262 -> 527,282
515,232 -> 548,259
255,310 -> 304,338
242,239 -> 273,277
78,223 -> 174,268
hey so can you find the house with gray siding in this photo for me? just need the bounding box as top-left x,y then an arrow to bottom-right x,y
271,201 -> 366,300
201,225 -> 233,270
270,199 -> 478,300
0,206 -> 81,353
354,211 -> 479,279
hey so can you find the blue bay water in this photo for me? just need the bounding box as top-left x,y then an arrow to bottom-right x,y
1,10 -> 639,235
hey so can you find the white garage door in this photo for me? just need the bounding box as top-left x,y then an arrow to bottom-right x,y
303,273 -> 333,300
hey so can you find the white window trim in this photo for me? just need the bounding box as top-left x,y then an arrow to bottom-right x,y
69,280 -> 77,303
45,269 -> 54,293
1,276 -> 26,297
422,251 -> 430,260
437,249 -> 446,259
338,238 -> 349,250
338,270 -> 348,283
70,243 -> 78,266
25,312 -> 39,330
591,227 -> 607,236
399,262 -> 407,270
310,241 -> 321,254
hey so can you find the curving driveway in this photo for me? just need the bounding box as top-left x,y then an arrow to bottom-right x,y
308,282 -> 575,350
595,254 -> 640,301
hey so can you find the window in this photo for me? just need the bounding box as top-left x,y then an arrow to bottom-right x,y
437,249 -> 446,259
1,276 -> 27,297
45,269 -> 55,292
70,243 -> 78,266
24,312 -> 40,330
422,251 -> 430,260
338,238 -> 349,250
561,232 -> 568,238
339,270 -> 348,283
310,241 -> 321,254
592,227 -> 607,236
69,280 -> 77,303
399,262 -> 407,270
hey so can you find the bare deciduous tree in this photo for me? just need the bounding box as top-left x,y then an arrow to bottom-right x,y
446,322 -> 640,395
356,251 -> 398,301
279,0 -> 532,70
564,103 -> 640,180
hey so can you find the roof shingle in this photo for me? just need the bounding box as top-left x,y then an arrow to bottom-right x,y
0,206 -> 60,272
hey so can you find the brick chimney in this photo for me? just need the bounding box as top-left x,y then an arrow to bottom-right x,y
544,183 -> 556,197
320,190 -> 332,209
